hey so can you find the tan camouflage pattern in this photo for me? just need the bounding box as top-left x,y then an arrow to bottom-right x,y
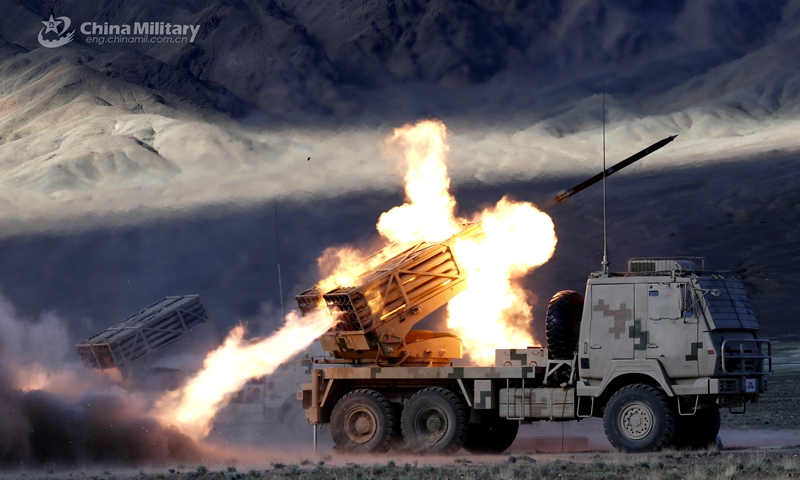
499,387 -> 575,420
495,347 -> 547,367
320,364 -> 538,380
474,379 -> 493,409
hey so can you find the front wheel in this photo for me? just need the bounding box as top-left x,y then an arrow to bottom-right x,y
603,384 -> 675,452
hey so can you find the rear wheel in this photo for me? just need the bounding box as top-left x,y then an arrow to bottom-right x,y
401,387 -> 468,454
545,290 -> 584,360
670,407 -> 721,449
463,418 -> 519,454
603,384 -> 675,452
330,389 -> 395,453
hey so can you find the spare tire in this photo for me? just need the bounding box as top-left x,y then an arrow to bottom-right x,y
545,290 -> 584,360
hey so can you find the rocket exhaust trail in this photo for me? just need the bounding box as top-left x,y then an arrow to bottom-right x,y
554,134 -> 678,204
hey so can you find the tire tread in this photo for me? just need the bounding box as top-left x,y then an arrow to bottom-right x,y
330,389 -> 395,453
401,387 -> 468,455
545,290 -> 584,360
603,384 -> 675,453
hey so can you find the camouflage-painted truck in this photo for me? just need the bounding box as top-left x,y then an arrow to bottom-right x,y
297,228 -> 772,454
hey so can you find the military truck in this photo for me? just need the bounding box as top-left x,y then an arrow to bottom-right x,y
296,135 -> 771,453
76,295 -> 212,387
76,296 -> 319,438
297,228 -> 771,453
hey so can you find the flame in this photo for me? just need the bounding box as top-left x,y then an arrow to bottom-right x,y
315,246 -> 372,292
315,243 -> 405,293
153,309 -> 331,438
377,120 -> 461,243
375,119 -> 557,364
448,198 -> 556,364
13,363 -> 54,391
154,118 -> 557,438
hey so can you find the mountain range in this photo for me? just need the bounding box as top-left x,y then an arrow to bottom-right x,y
0,0 -> 797,340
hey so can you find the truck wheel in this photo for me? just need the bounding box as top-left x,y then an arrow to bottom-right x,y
283,403 -> 311,439
603,384 -> 675,452
545,290 -> 584,360
401,387 -> 468,454
670,407 -> 721,449
330,389 -> 395,453
463,418 -> 519,454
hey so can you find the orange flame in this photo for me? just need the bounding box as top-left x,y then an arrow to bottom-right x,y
153,309 -> 331,438
377,120 -> 461,243
375,119 -> 557,364
154,118 -> 557,438
449,198 -> 556,364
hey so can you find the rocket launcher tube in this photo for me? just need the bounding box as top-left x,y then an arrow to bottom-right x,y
296,223 -> 483,365
554,134 -> 677,203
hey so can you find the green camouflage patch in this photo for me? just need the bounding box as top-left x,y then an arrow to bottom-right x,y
446,367 -> 464,379
510,349 -> 528,365
628,320 -> 649,350
475,390 -> 492,409
685,342 -> 703,361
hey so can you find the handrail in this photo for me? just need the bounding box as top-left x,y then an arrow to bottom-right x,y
720,339 -> 772,375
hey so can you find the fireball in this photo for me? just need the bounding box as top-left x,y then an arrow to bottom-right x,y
154,118 -> 557,437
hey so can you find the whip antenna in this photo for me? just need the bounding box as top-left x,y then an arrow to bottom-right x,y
601,77 -> 609,276
275,196 -> 285,319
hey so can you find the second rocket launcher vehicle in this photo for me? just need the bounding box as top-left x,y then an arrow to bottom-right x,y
554,134 -> 678,204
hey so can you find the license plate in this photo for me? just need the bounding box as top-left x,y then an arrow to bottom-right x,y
744,378 -> 757,392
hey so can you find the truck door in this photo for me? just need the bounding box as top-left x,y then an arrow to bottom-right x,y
588,283 -> 634,379
646,282 -> 699,378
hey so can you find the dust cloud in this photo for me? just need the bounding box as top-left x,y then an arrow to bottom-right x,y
0,292 -> 206,468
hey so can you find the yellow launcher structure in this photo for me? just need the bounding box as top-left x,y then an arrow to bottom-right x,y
296,223 -> 484,366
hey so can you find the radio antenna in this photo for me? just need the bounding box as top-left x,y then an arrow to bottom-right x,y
274,196 -> 285,319
601,77 -> 610,277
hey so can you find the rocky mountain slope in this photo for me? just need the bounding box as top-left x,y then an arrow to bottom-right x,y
0,0 -> 797,337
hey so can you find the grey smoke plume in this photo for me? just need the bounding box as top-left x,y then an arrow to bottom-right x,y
0,292 -> 205,468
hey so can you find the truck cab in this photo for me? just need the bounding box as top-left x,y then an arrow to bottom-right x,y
568,257 -> 771,451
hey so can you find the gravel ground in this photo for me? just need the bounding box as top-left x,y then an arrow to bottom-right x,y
721,374 -> 800,431
1,374 -> 797,480
5,448 -> 800,480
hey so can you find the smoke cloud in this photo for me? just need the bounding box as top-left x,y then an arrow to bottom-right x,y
0,1 -> 799,237
0,291 -> 205,468
1,106 -> 798,239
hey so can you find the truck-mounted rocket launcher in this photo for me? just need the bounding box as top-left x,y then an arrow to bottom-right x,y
296,135 -> 677,367
296,223 -> 483,366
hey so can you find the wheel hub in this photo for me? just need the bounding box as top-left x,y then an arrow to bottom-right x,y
426,416 -> 442,431
416,407 -> 448,443
619,402 -> 653,440
344,408 -> 377,444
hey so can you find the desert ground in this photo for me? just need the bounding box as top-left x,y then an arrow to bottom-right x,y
3,365 -> 798,480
